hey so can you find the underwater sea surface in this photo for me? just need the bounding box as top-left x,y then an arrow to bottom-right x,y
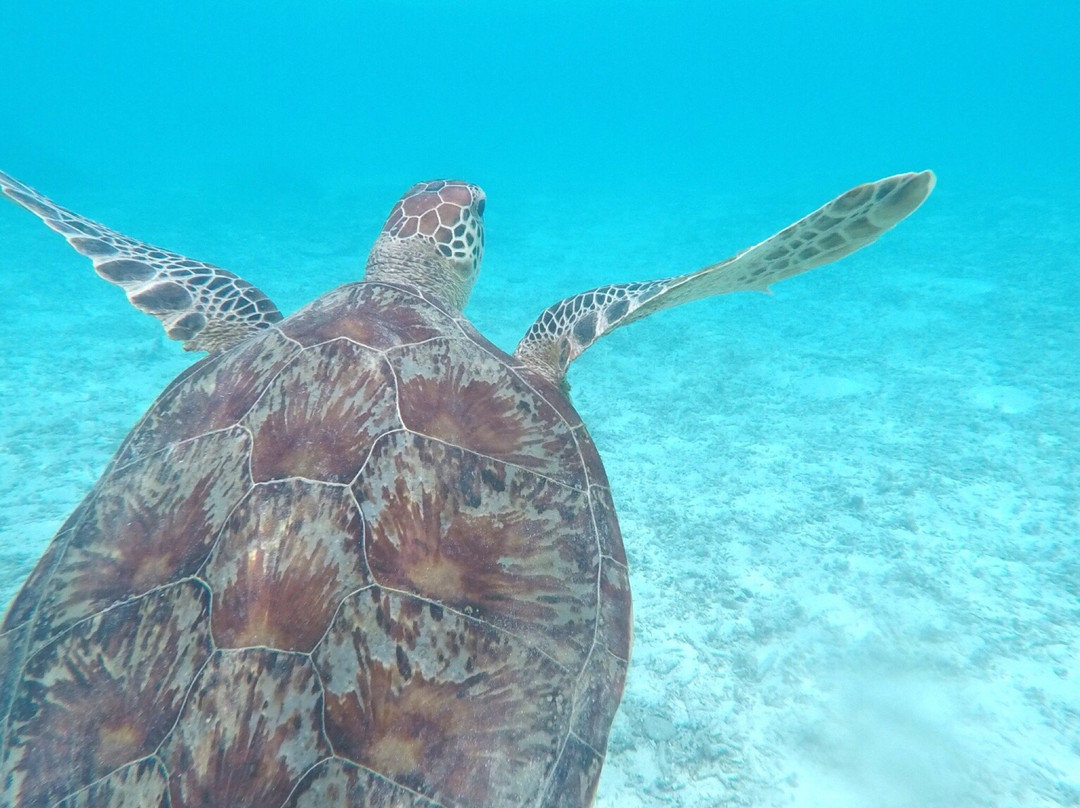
0,1 -> 1077,806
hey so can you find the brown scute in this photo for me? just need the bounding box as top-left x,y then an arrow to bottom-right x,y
1,582 -> 212,808
245,339 -> 400,483
418,209 -> 440,236
0,518 -> 73,630
94,258 -> 155,283
573,423 -> 610,489
283,758 -> 442,808
355,432 -> 598,669
281,282 -> 455,350
128,280 -> 193,313
599,561 -> 633,660
570,642 -> 629,754
160,650 -> 330,808
514,358 -> 590,438
437,202 -> 462,226
402,191 -> 439,216
0,622 -> 29,732
29,428 -> 251,645
391,338 -> 586,487
543,736 -> 604,808
382,204 -> 404,233
437,183 -> 473,206
590,485 -> 627,565
204,481 -> 370,652
54,757 -> 170,808
312,588 -> 572,806
115,327 -> 302,465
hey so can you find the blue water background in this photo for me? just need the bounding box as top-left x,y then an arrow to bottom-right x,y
1,2 -> 1078,806
3,1 -> 1076,196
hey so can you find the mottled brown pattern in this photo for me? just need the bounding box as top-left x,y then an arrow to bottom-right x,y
283,758 -> 441,808
204,480 -> 370,652
245,338 -> 399,483
55,757 -> 170,808
2,249 -> 636,808
31,428 -> 251,645
543,736 -> 604,808
570,640 -> 629,754
571,425 -> 609,489
598,560 -> 632,661
282,283 -> 454,350
504,362 -> 611,491
448,308 -> 531,376
313,587 -> 571,806
0,527 -> 69,634
391,338 -> 585,487
160,650 -> 329,808
0,624 -> 27,739
515,363 -> 584,427
116,328 -> 301,465
356,432 -> 598,669
2,582 -> 212,807
1,497 -> 93,633
589,486 -> 627,565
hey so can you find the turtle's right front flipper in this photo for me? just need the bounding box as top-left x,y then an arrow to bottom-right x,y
0,170 -> 283,353
514,171 -> 935,389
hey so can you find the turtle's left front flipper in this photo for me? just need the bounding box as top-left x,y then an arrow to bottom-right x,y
0,170 -> 283,352
514,170 -> 935,389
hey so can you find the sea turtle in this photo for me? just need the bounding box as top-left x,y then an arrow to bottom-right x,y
0,168 -> 934,808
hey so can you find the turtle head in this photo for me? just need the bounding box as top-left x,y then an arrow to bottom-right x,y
364,179 -> 486,312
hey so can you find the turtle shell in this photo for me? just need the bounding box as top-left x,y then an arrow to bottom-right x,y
0,281 -> 632,808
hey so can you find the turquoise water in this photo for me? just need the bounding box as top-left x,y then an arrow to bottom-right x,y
1,2 -> 1078,806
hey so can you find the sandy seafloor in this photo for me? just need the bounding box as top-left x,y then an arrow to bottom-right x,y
1,175 -> 1077,808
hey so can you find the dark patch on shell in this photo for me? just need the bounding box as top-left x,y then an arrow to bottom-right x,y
395,645 -> 413,679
